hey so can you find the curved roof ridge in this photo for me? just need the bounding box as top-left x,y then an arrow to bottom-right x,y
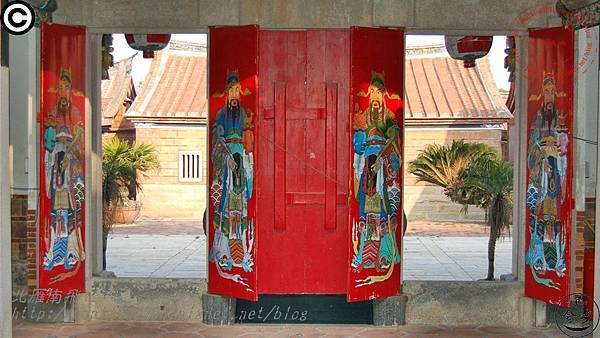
101,55 -> 137,127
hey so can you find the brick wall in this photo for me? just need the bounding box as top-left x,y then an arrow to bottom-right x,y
575,211 -> 586,293
136,126 -> 208,219
574,198 -> 597,295
135,125 -> 502,221
404,127 -> 503,221
11,194 -> 36,293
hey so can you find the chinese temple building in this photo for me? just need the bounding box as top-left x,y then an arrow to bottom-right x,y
1,0 -> 600,337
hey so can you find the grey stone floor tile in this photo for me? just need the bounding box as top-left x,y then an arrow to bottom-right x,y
106,234 -> 512,281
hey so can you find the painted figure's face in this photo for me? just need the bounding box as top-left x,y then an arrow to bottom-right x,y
544,102 -> 555,116
557,132 -> 568,152
227,83 -> 242,108
58,78 -> 72,115
369,85 -> 384,113
543,86 -> 555,105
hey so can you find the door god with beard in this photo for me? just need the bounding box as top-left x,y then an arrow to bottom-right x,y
351,72 -> 402,278
209,70 -> 255,280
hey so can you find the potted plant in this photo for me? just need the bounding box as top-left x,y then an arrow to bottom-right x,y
102,137 -> 158,270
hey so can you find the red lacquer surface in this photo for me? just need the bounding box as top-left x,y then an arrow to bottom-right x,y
257,30 -> 350,295
347,27 -> 404,302
524,27 -> 574,306
39,23 -> 87,299
208,25 -> 259,301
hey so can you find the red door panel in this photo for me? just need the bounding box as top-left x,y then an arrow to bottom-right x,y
258,30 -> 306,294
524,27 -> 574,306
258,30 -> 349,295
305,30 -> 350,294
347,27 -> 405,302
208,25 -> 259,301
39,23 -> 87,300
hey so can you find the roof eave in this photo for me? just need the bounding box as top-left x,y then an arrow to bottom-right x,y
405,117 -> 512,126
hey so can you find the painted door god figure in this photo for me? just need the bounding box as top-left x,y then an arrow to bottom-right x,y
351,72 -> 402,285
209,70 -> 255,284
42,68 -> 85,279
525,72 -> 569,289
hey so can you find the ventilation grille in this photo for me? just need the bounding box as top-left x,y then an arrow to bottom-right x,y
179,151 -> 202,182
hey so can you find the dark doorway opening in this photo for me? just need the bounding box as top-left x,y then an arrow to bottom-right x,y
236,295 -> 373,324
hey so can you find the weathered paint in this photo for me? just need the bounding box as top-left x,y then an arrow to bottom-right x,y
39,23 -> 87,299
524,27 -> 574,306
208,25 -> 259,301
257,30 -> 350,295
347,27 -> 404,302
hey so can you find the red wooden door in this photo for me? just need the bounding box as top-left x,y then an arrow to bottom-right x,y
347,27 -> 405,302
39,23 -> 87,300
208,25 -> 259,301
257,30 -> 350,294
524,27 -> 574,306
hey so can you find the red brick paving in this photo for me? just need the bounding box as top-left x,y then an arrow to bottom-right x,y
12,321 -> 565,338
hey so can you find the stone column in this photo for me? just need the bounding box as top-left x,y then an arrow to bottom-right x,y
1,61 -> 13,338
86,32 -> 103,281
72,32 -> 103,323
594,51 -> 600,338
9,29 -> 39,295
595,189 -> 600,337
512,34 -> 528,283
595,198 -> 600,338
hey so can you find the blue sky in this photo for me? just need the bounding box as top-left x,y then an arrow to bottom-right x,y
112,34 -> 510,91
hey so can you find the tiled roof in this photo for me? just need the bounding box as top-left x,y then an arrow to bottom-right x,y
123,42 -> 509,125
125,41 -> 207,123
405,47 -> 512,125
101,55 -> 136,127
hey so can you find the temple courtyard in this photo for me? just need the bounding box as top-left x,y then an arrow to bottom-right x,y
105,220 -> 512,281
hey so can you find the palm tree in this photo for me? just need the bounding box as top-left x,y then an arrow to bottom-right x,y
102,137 -> 159,270
408,140 -> 497,205
458,156 -> 513,280
409,140 -> 513,280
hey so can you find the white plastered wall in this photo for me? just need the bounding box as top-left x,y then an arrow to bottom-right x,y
1,52 -> 13,338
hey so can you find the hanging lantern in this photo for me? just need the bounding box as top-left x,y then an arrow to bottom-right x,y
444,36 -> 493,68
125,34 -> 171,58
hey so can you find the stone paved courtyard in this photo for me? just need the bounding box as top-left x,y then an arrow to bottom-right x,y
13,321 -> 563,338
106,220 -> 512,280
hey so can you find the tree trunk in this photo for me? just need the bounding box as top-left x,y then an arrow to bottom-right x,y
487,226 -> 497,280
102,233 -> 108,271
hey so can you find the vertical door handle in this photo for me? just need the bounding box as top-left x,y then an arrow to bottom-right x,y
274,82 -> 287,230
325,83 -> 338,230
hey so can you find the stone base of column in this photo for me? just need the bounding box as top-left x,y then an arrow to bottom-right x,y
25,297 -> 73,323
373,294 -> 407,326
202,292 -> 236,325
